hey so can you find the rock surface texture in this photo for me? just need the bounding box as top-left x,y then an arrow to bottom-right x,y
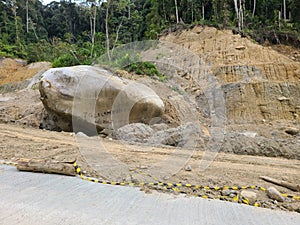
39,66 -> 164,133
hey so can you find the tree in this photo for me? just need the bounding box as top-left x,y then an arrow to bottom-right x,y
104,0 -> 136,59
26,0 -> 29,32
1,0 -> 300,63
105,0 -> 111,60
283,0 -> 286,21
252,0 -> 256,17
202,0 -> 206,20
88,1 -> 98,57
234,0 -> 244,31
174,0 -> 179,23
291,0 -> 300,22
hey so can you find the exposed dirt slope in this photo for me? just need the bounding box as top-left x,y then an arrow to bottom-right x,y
161,26 -> 300,124
161,26 -> 299,81
0,58 -> 51,85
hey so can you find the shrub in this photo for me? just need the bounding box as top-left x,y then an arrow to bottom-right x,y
126,62 -> 161,77
52,53 -> 78,68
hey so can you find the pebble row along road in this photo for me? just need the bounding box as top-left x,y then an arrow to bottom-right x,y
0,165 -> 299,225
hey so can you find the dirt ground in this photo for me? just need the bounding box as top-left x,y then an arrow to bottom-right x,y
0,123 -> 299,212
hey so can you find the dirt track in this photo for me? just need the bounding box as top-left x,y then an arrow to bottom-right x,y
1,123 -> 299,212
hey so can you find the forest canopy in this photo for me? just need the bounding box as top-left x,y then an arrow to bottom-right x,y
0,0 -> 299,67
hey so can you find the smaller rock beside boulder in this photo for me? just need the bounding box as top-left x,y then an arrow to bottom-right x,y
285,127 -> 299,136
113,123 -> 154,144
240,190 -> 257,204
221,189 -> 237,197
184,165 -> 192,171
148,123 -> 202,147
114,122 -> 203,148
266,186 -> 285,202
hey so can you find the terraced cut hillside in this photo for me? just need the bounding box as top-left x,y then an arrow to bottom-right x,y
161,26 -> 300,124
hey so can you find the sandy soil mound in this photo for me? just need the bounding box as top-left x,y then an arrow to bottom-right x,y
0,58 -> 51,85
0,58 -> 51,127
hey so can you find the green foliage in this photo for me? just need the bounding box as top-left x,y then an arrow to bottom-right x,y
125,61 -> 168,81
96,50 -> 141,70
0,41 -> 27,58
52,54 -> 77,68
26,39 -> 52,62
0,0 -> 300,67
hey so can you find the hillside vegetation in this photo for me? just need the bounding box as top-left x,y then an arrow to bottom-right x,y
0,0 -> 300,67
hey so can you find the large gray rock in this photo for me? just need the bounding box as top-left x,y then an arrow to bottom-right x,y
113,123 -> 154,144
39,66 -> 164,134
148,123 -> 203,147
114,122 -> 203,148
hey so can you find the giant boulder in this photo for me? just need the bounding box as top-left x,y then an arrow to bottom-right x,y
39,65 -> 164,134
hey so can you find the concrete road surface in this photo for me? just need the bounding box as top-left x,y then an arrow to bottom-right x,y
0,164 -> 299,225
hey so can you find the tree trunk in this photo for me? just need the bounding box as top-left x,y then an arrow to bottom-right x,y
191,0 -> 194,22
30,19 -> 39,41
279,10 -> 281,28
12,3 -> 19,43
105,1 -> 111,61
235,0 -> 244,30
283,0 -> 286,21
26,0 -> 29,33
112,18 -> 123,56
202,2 -> 205,20
89,14 -> 93,56
17,158 -> 76,176
91,4 -> 97,57
162,0 -> 167,21
128,0 -> 131,19
174,0 -> 179,23
252,0 -> 256,17
234,0 -> 239,17
234,0 -> 240,30
240,0 -> 244,29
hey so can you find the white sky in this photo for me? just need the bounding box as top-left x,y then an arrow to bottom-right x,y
41,0 -> 81,5
41,0 -> 59,5
41,0 -> 106,5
